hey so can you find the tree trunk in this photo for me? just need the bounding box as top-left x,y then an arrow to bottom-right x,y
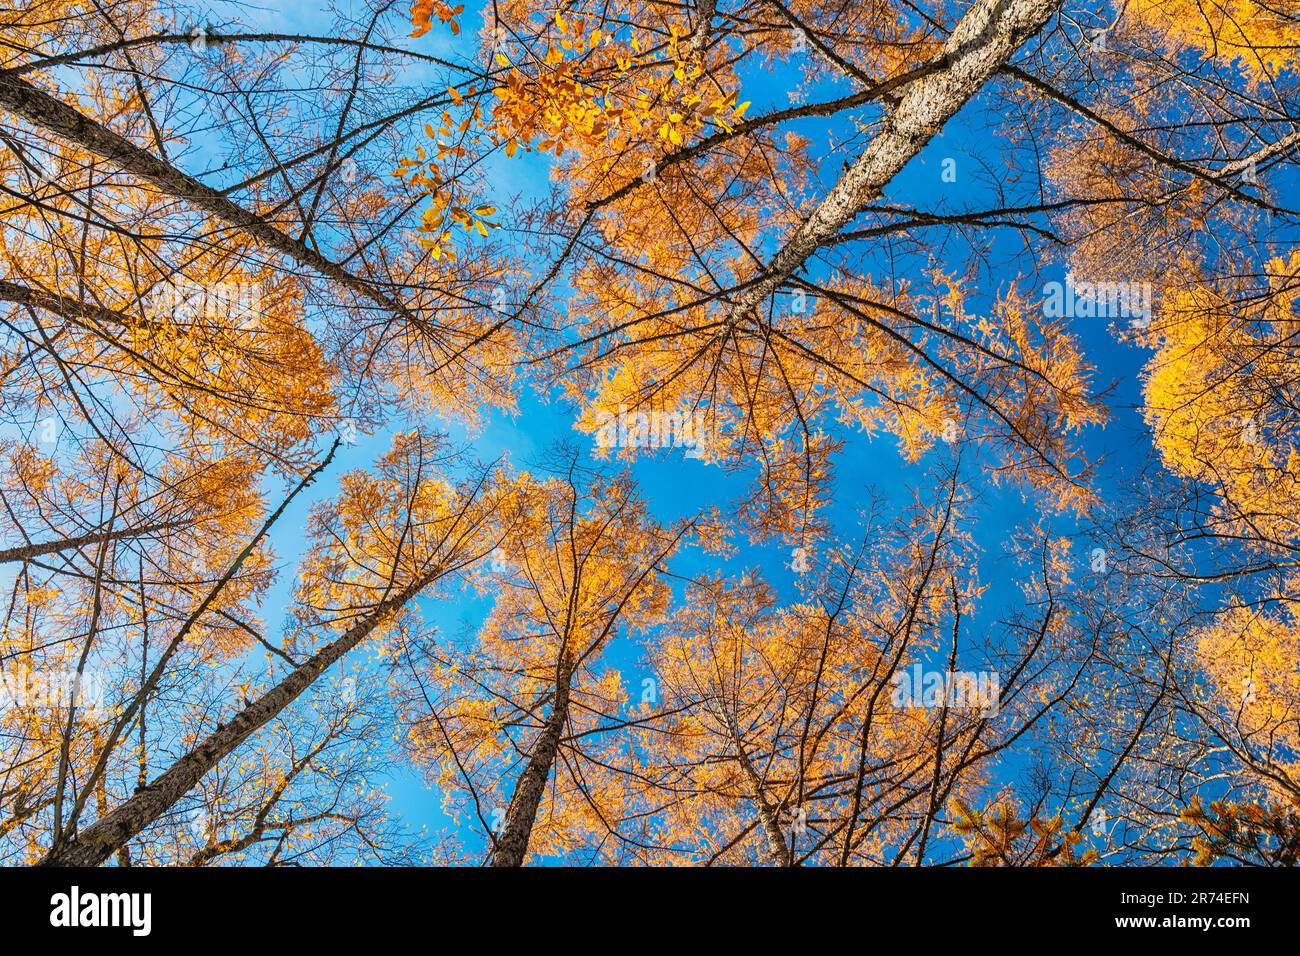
733,0 -> 1062,316
0,520 -> 186,565
725,714 -> 790,865
0,73 -> 418,327
490,670 -> 571,867
38,568 -> 441,867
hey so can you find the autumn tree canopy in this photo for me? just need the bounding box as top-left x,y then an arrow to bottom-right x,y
0,0 -> 1297,868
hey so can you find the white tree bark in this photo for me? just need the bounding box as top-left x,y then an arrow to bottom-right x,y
0,72 -> 420,326
732,0 -> 1063,317
39,567 -> 442,867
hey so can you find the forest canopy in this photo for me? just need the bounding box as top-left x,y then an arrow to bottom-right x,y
0,0 -> 1297,867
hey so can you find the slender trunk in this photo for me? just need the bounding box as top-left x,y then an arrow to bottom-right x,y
725,714 -> 790,865
0,74 -> 418,327
733,0 -> 1062,316
52,443 -> 339,841
38,567 -> 440,867
0,278 -> 147,330
490,670 -> 572,867
0,519 -> 186,565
